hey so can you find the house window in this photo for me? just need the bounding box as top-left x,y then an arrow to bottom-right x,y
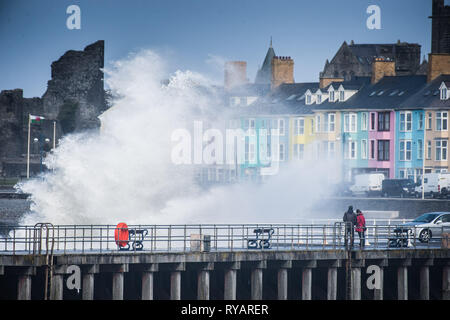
293,144 -> 304,160
377,140 -> 390,161
248,118 -> 255,129
279,143 -> 285,161
436,139 -> 448,161
370,140 -> 376,159
345,141 -> 357,159
249,143 -> 256,163
339,90 -> 345,101
344,113 -> 357,132
418,139 -> 423,160
316,115 -> 321,133
399,111 -> 412,132
310,119 -> 314,134
441,86 -> 448,100
329,91 -> 335,102
378,112 -> 390,131
294,118 -> 305,135
273,119 -> 285,135
361,112 -> 368,131
306,94 -> 312,105
427,112 -> 432,130
399,140 -> 412,161
317,94 -> 322,104
436,111 -> 448,131
328,113 -> 335,132
361,139 -> 368,159
418,112 -> 424,130
370,113 -> 376,130
427,140 -> 432,160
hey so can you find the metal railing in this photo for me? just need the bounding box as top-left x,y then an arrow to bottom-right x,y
0,221 -> 447,255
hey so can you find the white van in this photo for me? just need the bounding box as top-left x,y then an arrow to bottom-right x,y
415,173 -> 450,198
350,173 -> 385,196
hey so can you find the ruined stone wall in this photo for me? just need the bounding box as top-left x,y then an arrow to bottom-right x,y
42,40 -> 106,133
0,40 -> 107,176
0,90 -> 43,159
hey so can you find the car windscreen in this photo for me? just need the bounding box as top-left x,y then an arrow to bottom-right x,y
413,213 -> 440,223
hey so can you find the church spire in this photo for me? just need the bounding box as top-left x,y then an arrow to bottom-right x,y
270,36 -> 273,48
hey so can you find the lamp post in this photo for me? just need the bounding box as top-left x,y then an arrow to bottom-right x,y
33,137 -> 51,175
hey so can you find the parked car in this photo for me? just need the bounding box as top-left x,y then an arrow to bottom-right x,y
350,173 -> 385,196
394,212 -> 450,243
381,179 -> 415,198
415,173 -> 450,198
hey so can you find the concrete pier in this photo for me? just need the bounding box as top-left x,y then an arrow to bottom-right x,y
420,266 -> 430,300
373,267 -> 384,300
327,268 -> 338,300
224,262 -> 239,300
17,267 -> 35,300
170,263 -> 185,300
277,268 -> 288,300
251,269 -> 263,300
1,247 -> 449,301
141,264 -> 158,300
350,268 -> 361,300
301,268 -> 312,300
106,264 -> 128,300
397,266 -> 408,300
197,263 -> 213,300
275,260 -> 291,300
50,265 -> 67,300
443,266 -> 450,300
82,265 -> 98,300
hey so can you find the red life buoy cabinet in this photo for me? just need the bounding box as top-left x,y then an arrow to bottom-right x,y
115,222 -> 129,248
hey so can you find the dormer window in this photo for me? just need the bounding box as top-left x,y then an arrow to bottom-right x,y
329,91 -> 335,102
317,94 -> 322,104
339,90 -> 345,101
306,94 -> 312,105
440,82 -> 449,100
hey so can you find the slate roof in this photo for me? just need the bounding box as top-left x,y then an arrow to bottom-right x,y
314,75 -> 427,111
323,77 -> 371,91
238,82 -> 320,116
399,75 -> 450,110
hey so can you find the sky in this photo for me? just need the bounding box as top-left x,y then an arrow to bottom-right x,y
0,0 -> 443,98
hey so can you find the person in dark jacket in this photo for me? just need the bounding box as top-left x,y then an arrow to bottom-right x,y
343,206 -> 357,249
355,209 -> 366,248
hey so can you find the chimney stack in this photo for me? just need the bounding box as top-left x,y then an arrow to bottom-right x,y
271,56 -> 294,88
371,57 -> 396,84
224,61 -> 247,90
427,53 -> 450,82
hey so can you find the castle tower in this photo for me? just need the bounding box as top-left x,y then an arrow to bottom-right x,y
430,0 -> 450,54
255,39 -> 276,85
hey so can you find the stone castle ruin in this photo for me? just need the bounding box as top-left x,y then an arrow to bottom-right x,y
0,40 -> 107,177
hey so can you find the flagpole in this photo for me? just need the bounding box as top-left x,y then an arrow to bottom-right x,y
27,114 -> 31,179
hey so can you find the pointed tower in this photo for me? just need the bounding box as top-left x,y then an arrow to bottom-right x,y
255,39 -> 276,84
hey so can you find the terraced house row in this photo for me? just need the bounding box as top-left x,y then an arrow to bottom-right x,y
233,56 -> 450,183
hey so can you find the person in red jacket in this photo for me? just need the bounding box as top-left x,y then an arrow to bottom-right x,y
355,209 -> 366,248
